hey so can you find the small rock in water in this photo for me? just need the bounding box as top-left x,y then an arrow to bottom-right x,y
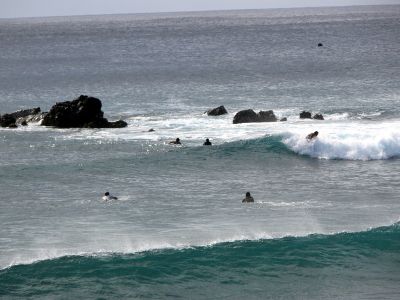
206,105 -> 228,116
233,109 -> 277,124
313,113 -> 324,120
299,111 -> 312,119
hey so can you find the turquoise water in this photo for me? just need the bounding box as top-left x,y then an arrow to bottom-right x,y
2,224 -> 400,299
1,5 -> 400,299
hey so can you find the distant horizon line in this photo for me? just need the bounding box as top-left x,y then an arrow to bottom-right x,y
0,3 -> 398,21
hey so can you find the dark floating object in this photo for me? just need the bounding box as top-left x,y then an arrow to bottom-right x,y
206,105 -> 228,116
280,117 -> 287,122
148,128 -> 155,132
233,109 -> 277,124
318,43 -> 323,47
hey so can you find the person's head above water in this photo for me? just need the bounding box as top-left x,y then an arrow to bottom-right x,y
169,137 -> 181,144
314,131 -> 319,135
206,138 -> 210,142
105,192 -> 110,196
246,192 -> 251,197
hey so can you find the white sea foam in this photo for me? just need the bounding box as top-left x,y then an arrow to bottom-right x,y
6,110 -> 400,161
0,234 -> 274,270
282,121 -> 400,160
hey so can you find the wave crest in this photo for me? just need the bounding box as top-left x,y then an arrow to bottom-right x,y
283,128 -> 400,160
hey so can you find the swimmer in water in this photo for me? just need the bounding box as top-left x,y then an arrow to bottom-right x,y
169,138 -> 181,145
242,192 -> 254,203
306,131 -> 319,141
103,192 -> 118,201
203,138 -> 212,146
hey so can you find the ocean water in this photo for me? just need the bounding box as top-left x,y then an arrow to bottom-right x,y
1,5 -> 400,299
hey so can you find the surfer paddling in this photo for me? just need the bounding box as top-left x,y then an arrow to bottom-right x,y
103,192 -> 118,201
169,138 -> 181,145
306,131 -> 319,141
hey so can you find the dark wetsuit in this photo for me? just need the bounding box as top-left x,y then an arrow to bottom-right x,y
242,196 -> 254,203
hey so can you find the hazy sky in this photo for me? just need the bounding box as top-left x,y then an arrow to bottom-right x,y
1,0 -> 399,18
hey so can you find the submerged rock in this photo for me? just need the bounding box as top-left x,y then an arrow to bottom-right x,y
107,120 -> 128,128
41,95 -> 127,128
280,117 -> 287,122
233,109 -> 277,124
206,105 -> 228,116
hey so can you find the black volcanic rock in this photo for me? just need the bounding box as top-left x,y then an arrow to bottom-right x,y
258,110 -> 278,122
41,95 -> 127,128
299,111 -> 312,119
313,113 -> 324,120
9,107 -> 41,119
0,114 -> 17,128
1,107 -> 44,127
233,109 -> 277,124
207,105 -> 228,116
16,112 -> 46,125
233,109 -> 258,124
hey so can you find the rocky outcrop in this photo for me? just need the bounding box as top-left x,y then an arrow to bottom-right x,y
300,111 -> 324,120
206,106 -> 228,116
9,107 -> 41,119
313,113 -> 324,120
299,111 -> 312,119
1,107 -> 45,128
0,114 -> 17,128
258,110 -> 278,122
14,108 -> 46,125
41,95 -> 127,128
16,112 -> 46,125
233,109 -> 258,124
233,109 -> 277,124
